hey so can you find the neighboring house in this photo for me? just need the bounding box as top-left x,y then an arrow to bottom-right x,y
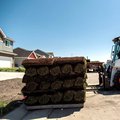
13,47 -> 54,67
47,52 -> 54,58
13,47 -> 37,67
34,49 -> 50,58
0,28 -> 16,68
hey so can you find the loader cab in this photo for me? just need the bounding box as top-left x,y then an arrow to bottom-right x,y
112,37 -> 120,62
99,37 -> 120,89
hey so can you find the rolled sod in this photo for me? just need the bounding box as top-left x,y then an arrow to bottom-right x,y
38,94 -> 50,105
74,77 -> 86,89
22,57 -> 86,67
37,66 -> 49,76
22,58 -> 54,67
39,81 -> 50,90
51,92 -> 63,104
22,57 -> 87,106
74,90 -> 86,102
74,77 -> 85,86
51,80 -> 63,90
53,57 -> 86,65
63,90 -> 74,102
22,75 -> 34,83
50,66 -> 61,76
26,82 -> 38,91
24,96 -> 38,105
33,75 -> 41,83
74,63 -> 86,74
25,68 -> 37,76
61,64 -> 72,74
63,79 -> 75,88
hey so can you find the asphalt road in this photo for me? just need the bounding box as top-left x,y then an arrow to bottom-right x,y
2,73 -> 120,120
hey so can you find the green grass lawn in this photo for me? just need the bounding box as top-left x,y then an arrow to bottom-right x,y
0,101 -> 7,117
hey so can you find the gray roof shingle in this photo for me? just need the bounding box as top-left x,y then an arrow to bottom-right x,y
13,47 -> 32,57
13,48 -> 50,58
34,49 -> 49,57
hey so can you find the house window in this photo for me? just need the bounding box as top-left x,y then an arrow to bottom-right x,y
10,41 -> 13,46
5,40 -> 13,46
5,40 -> 9,46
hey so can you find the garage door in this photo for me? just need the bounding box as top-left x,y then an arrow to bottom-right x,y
0,56 -> 12,68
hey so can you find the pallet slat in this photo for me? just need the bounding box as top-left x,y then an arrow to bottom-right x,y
26,103 -> 84,110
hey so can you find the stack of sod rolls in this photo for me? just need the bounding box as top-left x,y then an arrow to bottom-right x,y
22,57 -> 87,106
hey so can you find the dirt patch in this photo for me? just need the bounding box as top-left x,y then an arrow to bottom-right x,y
0,78 -> 25,103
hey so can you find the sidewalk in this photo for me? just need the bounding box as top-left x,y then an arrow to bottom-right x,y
0,72 -> 24,81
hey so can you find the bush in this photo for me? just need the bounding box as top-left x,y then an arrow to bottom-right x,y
0,67 -> 25,72
16,67 -> 25,72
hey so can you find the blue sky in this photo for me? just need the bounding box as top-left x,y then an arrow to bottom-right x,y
1,0 -> 120,62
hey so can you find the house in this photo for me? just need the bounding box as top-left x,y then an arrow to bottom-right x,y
0,28 -> 16,68
13,47 -> 37,67
34,49 -> 50,58
13,47 -> 54,67
47,52 -> 54,58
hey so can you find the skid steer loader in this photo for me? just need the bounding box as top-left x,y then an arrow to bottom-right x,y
99,37 -> 120,89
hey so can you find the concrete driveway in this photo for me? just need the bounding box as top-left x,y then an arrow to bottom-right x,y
2,73 -> 120,120
0,72 -> 24,81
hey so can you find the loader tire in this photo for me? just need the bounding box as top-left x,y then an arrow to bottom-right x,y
113,71 -> 120,89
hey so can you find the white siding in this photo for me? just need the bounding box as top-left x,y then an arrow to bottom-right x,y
0,56 -> 13,68
14,57 -> 27,67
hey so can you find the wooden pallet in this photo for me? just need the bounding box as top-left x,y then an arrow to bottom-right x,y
26,103 -> 84,110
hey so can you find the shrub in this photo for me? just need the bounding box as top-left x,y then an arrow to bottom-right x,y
0,67 -> 25,72
16,67 -> 25,72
